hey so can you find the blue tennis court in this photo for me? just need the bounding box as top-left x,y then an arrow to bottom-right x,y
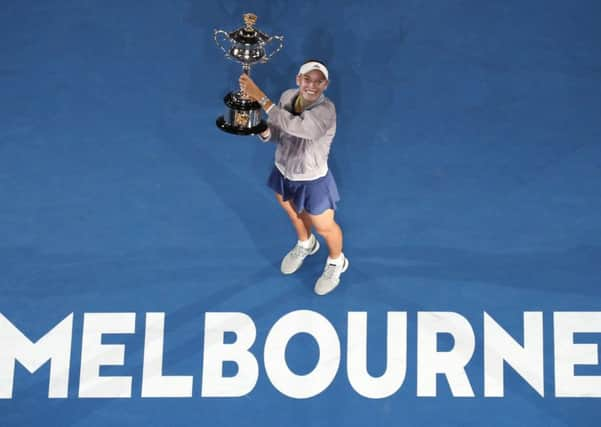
1,1 -> 600,426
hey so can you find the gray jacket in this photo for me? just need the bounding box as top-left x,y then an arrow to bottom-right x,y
261,89 -> 336,181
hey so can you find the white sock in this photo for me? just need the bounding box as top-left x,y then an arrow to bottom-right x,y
298,234 -> 314,249
327,252 -> 345,266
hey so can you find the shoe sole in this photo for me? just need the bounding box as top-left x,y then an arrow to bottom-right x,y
341,257 -> 349,273
281,239 -> 320,275
309,239 -> 320,256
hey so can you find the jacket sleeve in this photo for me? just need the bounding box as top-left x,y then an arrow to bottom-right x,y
257,99 -> 283,143
266,102 -> 335,140
257,125 -> 279,143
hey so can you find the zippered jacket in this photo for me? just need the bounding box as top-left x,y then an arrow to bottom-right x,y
261,89 -> 336,181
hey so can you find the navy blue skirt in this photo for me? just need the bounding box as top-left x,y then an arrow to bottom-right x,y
267,166 -> 340,215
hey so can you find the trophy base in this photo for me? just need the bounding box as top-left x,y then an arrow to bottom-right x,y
216,116 -> 268,136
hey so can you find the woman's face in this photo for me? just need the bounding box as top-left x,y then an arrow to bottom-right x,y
296,70 -> 329,103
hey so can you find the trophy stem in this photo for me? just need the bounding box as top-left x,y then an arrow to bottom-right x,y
239,64 -> 252,100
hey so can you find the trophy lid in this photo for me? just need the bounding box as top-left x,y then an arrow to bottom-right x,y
228,13 -> 270,44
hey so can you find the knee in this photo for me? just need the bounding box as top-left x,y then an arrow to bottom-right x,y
277,199 -> 301,221
284,206 -> 302,221
288,212 -> 303,223
313,221 -> 337,236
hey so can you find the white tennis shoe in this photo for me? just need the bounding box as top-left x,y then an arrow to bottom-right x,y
280,235 -> 320,275
314,256 -> 349,295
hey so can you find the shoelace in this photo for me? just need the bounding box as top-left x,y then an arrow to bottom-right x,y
322,263 -> 339,279
291,244 -> 311,258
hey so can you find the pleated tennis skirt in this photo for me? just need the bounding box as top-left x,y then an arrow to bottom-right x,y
267,166 -> 340,215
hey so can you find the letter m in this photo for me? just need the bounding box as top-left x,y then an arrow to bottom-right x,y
0,313 -> 73,398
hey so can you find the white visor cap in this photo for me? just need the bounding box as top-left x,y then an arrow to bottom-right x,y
298,61 -> 329,81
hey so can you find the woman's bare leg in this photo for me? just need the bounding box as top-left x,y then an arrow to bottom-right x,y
275,193 -> 312,240
306,209 -> 343,258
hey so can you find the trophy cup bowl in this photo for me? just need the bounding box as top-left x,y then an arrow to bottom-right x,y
214,13 -> 284,136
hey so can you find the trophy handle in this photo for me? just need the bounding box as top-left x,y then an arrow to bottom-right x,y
263,35 -> 284,62
213,29 -> 231,58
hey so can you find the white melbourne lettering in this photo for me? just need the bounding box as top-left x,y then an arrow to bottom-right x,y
0,311 -> 599,399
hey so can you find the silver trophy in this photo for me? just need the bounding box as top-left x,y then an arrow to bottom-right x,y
214,13 -> 284,135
